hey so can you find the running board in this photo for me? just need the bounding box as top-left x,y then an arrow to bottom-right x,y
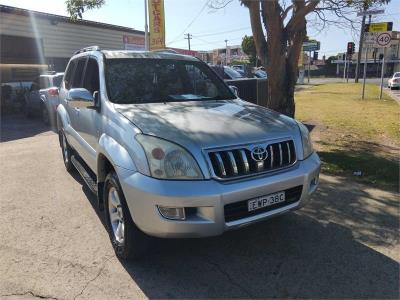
71,155 -> 98,194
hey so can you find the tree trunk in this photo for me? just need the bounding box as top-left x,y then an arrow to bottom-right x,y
262,2 -> 306,118
243,0 -> 312,118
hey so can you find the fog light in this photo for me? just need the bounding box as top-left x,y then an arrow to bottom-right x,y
158,206 -> 186,220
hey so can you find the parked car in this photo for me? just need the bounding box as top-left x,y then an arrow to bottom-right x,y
1,81 -> 32,113
231,64 -> 245,76
388,72 -> 400,90
253,69 -> 267,78
25,72 -> 64,125
57,47 -> 320,259
211,65 -> 245,80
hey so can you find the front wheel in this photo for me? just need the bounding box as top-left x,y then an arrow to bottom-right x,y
104,171 -> 149,260
60,130 -> 74,172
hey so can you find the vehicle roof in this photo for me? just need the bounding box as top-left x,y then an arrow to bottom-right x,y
101,50 -> 199,61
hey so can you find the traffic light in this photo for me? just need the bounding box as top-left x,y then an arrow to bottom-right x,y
313,51 -> 318,60
347,42 -> 355,55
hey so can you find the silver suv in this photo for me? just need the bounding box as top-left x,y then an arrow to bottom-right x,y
57,47 -> 320,259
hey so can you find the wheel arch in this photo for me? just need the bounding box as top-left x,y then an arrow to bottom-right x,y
97,134 -> 137,183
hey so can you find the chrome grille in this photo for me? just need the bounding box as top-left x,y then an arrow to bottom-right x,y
207,140 -> 296,180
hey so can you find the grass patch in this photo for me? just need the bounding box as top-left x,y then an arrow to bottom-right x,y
295,83 -> 399,190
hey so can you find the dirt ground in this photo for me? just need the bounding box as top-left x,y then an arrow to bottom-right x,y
0,115 -> 399,299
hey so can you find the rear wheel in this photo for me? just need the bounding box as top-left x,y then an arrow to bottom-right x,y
60,130 -> 74,172
104,171 -> 149,260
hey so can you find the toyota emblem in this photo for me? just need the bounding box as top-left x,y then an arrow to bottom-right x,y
251,146 -> 268,162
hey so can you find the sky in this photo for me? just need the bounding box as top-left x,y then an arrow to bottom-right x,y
1,0 -> 399,58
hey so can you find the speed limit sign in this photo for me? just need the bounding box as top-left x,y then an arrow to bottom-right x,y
377,32 -> 391,47
364,31 -> 392,48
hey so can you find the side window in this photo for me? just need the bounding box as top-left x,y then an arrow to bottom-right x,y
71,58 -> 87,88
83,58 -> 100,95
64,60 -> 76,90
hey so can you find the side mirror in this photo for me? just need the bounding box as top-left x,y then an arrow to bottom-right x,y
68,88 -> 95,109
229,85 -> 239,97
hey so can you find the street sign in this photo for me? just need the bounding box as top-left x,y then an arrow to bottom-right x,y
365,22 -> 393,32
302,41 -> 320,52
364,31 -> 392,48
357,9 -> 384,16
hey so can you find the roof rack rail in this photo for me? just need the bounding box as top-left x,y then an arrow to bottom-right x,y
151,49 -> 177,54
74,46 -> 101,55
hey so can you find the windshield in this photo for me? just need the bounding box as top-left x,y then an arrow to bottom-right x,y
105,58 -> 235,104
224,66 -> 243,79
394,72 -> 400,78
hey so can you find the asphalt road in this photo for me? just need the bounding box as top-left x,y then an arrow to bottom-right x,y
0,115 -> 399,299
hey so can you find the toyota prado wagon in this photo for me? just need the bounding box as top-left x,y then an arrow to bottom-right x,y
57,46 -> 320,259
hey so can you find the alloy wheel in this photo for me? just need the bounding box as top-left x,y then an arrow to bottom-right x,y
108,187 -> 125,244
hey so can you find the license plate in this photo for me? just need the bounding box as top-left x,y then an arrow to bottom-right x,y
248,191 -> 285,212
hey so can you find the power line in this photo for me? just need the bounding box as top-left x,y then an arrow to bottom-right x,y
166,0 -> 210,46
191,36 -> 243,47
194,26 -> 251,37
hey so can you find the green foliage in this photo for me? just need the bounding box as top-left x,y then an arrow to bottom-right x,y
65,0 -> 105,20
241,35 -> 256,66
346,0 -> 390,10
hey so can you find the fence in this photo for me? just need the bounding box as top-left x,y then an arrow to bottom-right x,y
225,78 -> 268,106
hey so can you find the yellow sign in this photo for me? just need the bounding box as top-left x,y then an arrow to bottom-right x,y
149,0 -> 166,50
366,22 -> 393,32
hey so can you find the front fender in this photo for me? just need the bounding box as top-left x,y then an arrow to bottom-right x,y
56,104 -> 71,132
97,134 -> 137,182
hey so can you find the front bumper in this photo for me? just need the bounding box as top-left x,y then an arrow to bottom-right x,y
117,152 -> 321,238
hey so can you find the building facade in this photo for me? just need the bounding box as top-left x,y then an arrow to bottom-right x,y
0,5 -> 144,81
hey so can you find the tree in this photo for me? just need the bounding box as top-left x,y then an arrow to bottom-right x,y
241,35 -> 257,66
208,0 -> 390,117
66,0 -> 105,20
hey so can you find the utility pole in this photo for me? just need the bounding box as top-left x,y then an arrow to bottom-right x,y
308,51 -> 311,83
362,14 -> 371,99
184,33 -> 192,51
379,48 -> 386,99
225,39 -> 228,65
355,13 -> 366,83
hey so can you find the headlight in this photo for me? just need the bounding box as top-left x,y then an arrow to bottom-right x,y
136,135 -> 203,180
297,121 -> 314,159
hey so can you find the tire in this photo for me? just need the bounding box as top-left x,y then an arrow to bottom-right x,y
60,130 -> 74,172
42,104 -> 50,125
104,171 -> 149,260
